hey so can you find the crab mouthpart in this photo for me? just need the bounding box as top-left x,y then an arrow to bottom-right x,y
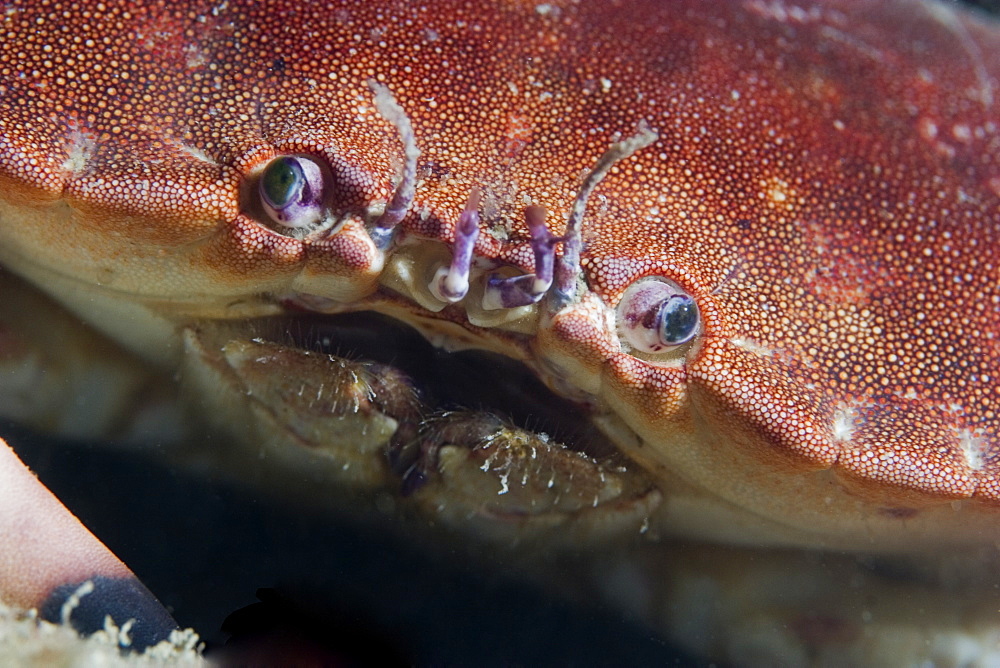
180,307 -> 662,543
257,310 -> 618,461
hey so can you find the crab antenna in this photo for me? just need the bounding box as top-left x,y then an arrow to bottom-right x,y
482,205 -> 560,310
368,80 -> 420,251
431,188 -> 482,303
551,123 -> 659,309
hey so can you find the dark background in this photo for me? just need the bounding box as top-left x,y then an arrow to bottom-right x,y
9,422 -> 692,666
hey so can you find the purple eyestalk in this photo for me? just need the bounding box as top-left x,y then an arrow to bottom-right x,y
431,188 -> 482,303
369,80 -> 420,251
551,124 -> 659,309
259,155 -> 329,230
482,205 -> 560,310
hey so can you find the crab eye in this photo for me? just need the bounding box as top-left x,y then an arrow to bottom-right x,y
617,278 -> 700,353
259,155 -> 328,229
657,294 -> 698,345
261,157 -> 302,208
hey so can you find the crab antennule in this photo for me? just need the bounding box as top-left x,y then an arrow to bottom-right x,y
482,205 -> 560,309
551,125 -> 659,308
368,81 -> 420,250
431,188 -> 482,303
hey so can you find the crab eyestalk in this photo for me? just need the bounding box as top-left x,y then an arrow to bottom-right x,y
431,188 -> 482,303
482,205 -> 560,310
369,80 -> 420,251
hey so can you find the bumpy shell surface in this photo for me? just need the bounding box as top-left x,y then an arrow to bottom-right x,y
1,0 -> 1000,550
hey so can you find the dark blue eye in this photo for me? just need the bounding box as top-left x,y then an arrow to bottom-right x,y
258,155 -> 327,229
617,279 -> 700,353
261,157 -> 304,209
657,294 -> 698,346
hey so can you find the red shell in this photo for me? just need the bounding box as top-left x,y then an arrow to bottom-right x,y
2,0 -> 1000,506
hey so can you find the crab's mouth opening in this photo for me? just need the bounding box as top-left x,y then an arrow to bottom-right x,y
248,310 -> 618,461
184,303 -> 661,541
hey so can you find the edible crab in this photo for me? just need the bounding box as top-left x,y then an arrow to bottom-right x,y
2,0 -> 1000,663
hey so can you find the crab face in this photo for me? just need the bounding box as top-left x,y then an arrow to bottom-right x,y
2,0 -> 1000,662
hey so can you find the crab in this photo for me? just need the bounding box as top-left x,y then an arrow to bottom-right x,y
2,0 -> 1000,663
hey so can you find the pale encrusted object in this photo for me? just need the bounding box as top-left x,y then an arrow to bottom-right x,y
0,600 -> 205,668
